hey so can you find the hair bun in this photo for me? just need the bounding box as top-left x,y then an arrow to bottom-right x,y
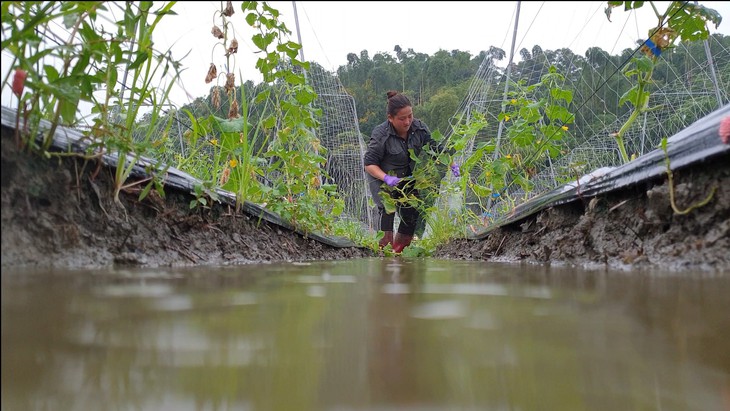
386,90 -> 398,99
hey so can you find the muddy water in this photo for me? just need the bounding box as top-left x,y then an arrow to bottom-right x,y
2,258 -> 729,411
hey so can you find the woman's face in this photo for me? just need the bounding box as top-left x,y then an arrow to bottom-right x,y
388,106 -> 413,137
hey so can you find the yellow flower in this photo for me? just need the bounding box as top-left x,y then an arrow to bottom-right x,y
504,115 -> 510,121
229,158 -> 238,168
510,99 -> 516,104
505,154 -> 512,159
210,139 -> 218,146
561,126 -> 569,131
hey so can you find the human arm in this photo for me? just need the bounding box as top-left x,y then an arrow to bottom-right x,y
364,122 -> 402,186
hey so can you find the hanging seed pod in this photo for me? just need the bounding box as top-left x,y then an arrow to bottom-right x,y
222,1 -> 235,17
211,25 -> 224,39
228,99 -> 240,119
212,87 -> 221,110
205,63 -> 217,84
224,72 -> 236,94
226,39 -> 239,57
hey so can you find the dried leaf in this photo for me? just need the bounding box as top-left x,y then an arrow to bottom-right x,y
224,72 -> 236,94
651,27 -> 676,49
228,99 -> 240,119
222,1 -> 235,17
211,25 -> 224,39
205,63 -> 217,84
226,39 -> 239,57
212,87 -> 221,109
219,166 -> 230,185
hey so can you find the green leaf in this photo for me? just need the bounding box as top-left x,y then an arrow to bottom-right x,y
635,56 -> 653,72
252,34 -> 266,51
212,116 -> 251,133
619,85 -> 640,108
59,96 -> 79,124
43,64 -> 59,82
545,105 -> 572,123
550,88 -> 573,103
139,180 -> 153,201
512,128 -> 534,147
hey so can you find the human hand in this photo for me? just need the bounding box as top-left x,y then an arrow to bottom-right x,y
383,175 -> 401,187
450,163 -> 460,177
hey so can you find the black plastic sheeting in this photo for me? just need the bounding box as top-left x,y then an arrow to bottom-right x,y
0,105 -> 359,248
469,103 -> 730,240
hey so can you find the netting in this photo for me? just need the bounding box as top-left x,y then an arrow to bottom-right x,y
3,2 -> 728,242
306,65 -> 374,230
436,34 -> 729,228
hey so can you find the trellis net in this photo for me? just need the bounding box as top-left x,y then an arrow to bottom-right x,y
435,34 -> 729,230
3,2 -> 728,240
307,65 -> 374,230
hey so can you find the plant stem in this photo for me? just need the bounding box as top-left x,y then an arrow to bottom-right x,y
614,108 -> 638,163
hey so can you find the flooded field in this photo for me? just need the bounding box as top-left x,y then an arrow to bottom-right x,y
2,258 -> 729,410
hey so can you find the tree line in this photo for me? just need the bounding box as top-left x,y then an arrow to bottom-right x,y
161,33 -> 728,153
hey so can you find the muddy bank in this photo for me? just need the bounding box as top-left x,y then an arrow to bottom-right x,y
1,125 -> 374,270
2,119 -> 729,272
434,151 -> 730,272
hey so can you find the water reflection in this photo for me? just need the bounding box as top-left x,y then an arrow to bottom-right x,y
2,259 -> 729,410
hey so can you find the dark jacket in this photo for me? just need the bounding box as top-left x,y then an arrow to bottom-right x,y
363,118 -> 443,178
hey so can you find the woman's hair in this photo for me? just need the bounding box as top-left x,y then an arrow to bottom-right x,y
386,90 -> 411,117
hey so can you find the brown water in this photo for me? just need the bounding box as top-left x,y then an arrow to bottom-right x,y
2,258 -> 729,411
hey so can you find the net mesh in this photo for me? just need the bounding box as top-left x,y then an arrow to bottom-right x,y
436,35 -> 729,226
307,65 -> 374,229
3,2 -> 728,238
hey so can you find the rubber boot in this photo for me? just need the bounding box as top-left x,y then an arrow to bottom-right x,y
378,231 -> 394,249
392,233 -> 413,253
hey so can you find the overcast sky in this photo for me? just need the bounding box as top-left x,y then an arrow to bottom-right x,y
154,1 -> 730,107
2,1 -> 729,112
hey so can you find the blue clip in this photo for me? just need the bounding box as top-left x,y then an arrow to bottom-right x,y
644,38 -> 662,57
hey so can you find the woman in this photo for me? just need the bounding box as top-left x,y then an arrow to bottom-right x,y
363,91 -> 459,253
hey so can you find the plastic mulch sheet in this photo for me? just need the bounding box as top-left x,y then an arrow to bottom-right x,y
0,105 -> 359,248
468,103 -> 730,240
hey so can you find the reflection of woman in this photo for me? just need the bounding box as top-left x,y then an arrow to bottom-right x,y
368,258 -> 417,401
364,91 -> 459,252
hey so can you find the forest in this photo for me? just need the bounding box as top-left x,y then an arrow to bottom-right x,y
176,34 -> 729,143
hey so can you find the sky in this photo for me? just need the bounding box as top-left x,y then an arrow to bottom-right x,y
2,1 -> 730,112
154,1 -> 730,108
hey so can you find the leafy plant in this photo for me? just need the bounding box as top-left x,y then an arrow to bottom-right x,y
239,1 -> 346,236
605,1 -> 722,163
190,181 -> 220,210
448,66 -> 575,230
2,1 -> 183,206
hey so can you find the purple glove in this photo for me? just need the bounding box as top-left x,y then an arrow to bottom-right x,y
383,175 -> 401,187
451,164 -> 460,177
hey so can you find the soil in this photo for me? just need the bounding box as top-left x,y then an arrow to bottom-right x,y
1,125 -> 374,269
434,151 -> 730,272
2,123 -> 728,272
